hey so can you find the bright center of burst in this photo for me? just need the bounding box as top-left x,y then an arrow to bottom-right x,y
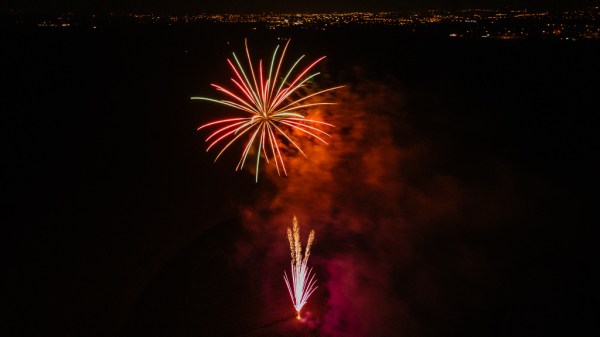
254,112 -> 272,123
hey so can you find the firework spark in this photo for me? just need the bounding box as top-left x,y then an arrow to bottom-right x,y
191,39 -> 343,182
284,216 -> 317,319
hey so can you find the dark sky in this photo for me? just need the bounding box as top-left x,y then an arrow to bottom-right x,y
3,0 -> 598,13
4,4 -> 598,335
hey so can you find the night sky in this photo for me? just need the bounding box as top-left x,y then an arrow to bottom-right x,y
3,0 -> 598,13
3,2 -> 599,337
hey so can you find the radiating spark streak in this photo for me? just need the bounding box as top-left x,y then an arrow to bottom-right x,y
280,102 -> 337,113
280,120 -> 332,138
205,119 -> 257,152
270,112 -> 305,119
278,86 -> 346,112
271,57 -> 326,108
191,97 -> 255,114
271,72 -> 318,111
236,124 -> 262,171
204,120 -> 247,140
272,55 -> 306,109
270,122 -> 308,158
266,129 -> 281,174
230,78 -> 257,108
285,117 -> 335,127
270,40 -> 289,102
205,121 -> 248,143
266,123 -> 286,175
279,121 -> 330,144
213,120 -> 259,161
288,57 -> 326,90
244,40 -> 262,110
196,117 -> 248,131
191,39 -> 342,181
227,59 -> 259,106
259,61 -> 267,110
284,216 -> 317,319
232,53 -> 262,110
255,124 -> 266,173
267,44 -> 279,101
212,84 -> 259,113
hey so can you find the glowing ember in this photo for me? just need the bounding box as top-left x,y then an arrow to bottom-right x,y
284,216 -> 317,319
191,39 -> 343,182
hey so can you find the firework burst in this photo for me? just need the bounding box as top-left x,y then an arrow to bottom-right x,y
191,39 -> 343,182
284,216 -> 317,319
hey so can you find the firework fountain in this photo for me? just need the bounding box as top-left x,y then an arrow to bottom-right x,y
284,216 -> 317,320
192,39 -> 343,181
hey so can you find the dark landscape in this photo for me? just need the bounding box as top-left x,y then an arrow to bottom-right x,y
3,8 -> 599,337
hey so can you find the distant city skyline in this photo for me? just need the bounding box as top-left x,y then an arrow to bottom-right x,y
11,7 -> 599,42
3,0 -> 599,14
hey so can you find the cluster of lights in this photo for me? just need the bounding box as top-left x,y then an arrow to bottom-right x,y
26,9 -> 600,39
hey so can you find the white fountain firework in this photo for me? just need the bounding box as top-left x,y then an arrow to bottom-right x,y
284,216 -> 317,319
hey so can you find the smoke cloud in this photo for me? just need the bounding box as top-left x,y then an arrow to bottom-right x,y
236,77 -> 517,336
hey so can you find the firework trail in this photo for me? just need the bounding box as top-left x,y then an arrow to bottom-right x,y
284,216 -> 317,319
191,39 -> 343,182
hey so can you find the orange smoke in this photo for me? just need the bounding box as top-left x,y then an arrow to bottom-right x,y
236,77 -> 517,336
